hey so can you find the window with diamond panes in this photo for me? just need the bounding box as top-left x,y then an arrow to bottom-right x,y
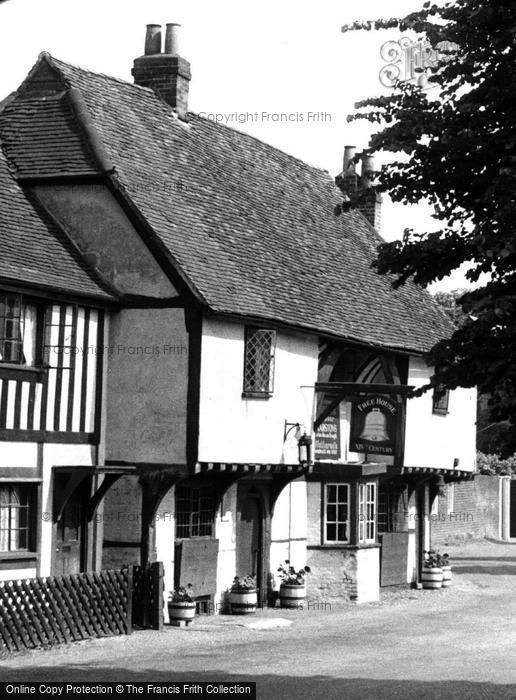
243,328 -> 276,395
324,483 -> 350,543
175,485 -> 214,538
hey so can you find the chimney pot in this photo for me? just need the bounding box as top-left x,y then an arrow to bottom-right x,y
133,23 -> 191,120
343,145 -> 356,172
165,23 -> 181,55
361,154 -> 375,189
145,24 -> 162,55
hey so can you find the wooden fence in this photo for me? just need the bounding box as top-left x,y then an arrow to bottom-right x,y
0,562 -> 163,656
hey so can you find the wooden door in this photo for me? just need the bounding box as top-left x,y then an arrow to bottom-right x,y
236,490 -> 263,595
54,477 -> 85,575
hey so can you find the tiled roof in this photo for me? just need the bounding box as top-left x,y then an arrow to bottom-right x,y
1,54 -> 454,353
0,92 -> 98,178
0,147 -> 115,301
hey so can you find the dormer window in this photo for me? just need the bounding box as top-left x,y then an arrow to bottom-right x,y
242,328 -> 276,398
0,293 -> 40,367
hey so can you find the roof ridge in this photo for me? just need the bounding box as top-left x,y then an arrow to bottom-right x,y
45,53 -> 155,94
43,54 -> 338,184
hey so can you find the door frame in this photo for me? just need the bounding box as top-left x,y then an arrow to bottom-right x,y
51,474 -> 90,575
236,482 -> 268,604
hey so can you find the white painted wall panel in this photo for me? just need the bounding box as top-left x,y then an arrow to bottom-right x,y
198,318 -> 318,464
404,356 -> 477,471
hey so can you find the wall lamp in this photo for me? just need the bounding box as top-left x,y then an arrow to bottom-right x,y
284,421 -> 313,466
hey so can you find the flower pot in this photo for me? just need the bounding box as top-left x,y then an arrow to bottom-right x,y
168,601 -> 196,623
279,583 -> 306,608
441,565 -> 452,588
421,566 -> 443,589
229,589 -> 258,614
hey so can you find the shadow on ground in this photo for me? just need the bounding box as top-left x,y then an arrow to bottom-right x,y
454,565 -> 516,575
0,667 -> 515,699
452,557 -> 516,562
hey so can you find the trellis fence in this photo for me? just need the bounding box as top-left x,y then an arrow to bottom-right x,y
0,562 -> 163,655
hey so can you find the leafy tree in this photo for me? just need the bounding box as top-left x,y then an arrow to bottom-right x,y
433,290 -> 516,455
343,0 -> 516,427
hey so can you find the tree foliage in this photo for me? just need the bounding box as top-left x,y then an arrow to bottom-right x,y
344,0 -> 516,423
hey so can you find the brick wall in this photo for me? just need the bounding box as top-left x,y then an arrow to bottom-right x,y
306,547 -> 358,602
305,480 -> 381,602
430,474 -> 500,545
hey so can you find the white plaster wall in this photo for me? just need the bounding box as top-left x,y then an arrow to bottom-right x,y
406,503 -> 417,583
155,486 -> 175,623
355,547 -> 380,603
0,442 -> 38,467
404,356 -> 477,472
270,480 -> 308,590
198,318 -> 317,464
214,484 -> 237,609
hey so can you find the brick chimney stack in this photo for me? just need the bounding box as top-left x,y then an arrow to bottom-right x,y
336,147 -> 382,232
132,23 -> 191,120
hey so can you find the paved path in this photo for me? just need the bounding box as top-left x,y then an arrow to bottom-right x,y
1,539 -> 516,699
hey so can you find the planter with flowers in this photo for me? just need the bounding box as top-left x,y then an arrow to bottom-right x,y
168,584 -> 196,624
229,576 -> 258,615
421,550 -> 449,590
277,561 -> 311,608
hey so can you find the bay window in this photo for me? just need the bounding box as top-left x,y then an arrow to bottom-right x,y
324,483 -> 350,543
359,481 -> 377,544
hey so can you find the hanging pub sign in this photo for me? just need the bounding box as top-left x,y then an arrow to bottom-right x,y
350,394 -> 398,456
315,396 -> 341,460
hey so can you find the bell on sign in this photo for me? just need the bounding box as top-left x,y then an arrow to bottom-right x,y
360,408 -> 389,442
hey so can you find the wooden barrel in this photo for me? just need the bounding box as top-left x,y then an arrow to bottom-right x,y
168,601 -> 196,622
441,565 -> 452,588
421,566 -> 443,589
279,583 -> 306,608
229,589 -> 258,614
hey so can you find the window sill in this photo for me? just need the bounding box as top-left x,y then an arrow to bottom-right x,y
0,364 -> 46,382
308,543 -> 380,550
432,410 -> 449,417
241,392 -> 272,400
0,362 -> 43,373
0,551 -> 38,561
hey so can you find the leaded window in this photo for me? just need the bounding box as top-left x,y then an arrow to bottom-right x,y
175,485 -> 214,538
243,328 -> 276,395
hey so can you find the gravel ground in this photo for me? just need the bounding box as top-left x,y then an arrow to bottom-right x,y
1,538 -> 515,699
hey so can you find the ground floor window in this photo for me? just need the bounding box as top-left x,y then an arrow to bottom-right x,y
176,484 -> 215,538
0,484 -> 33,552
358,481 -> 377,543
324,483 -> 350,543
